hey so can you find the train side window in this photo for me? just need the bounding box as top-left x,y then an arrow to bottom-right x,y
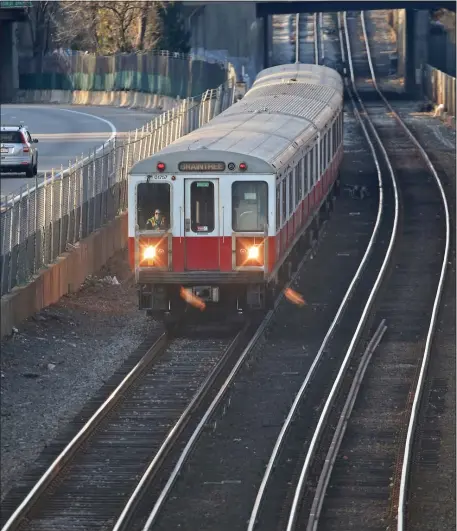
321,133 -> 327,173
276,184 -> 281,231
137,182 -> 171,231
301,156 -> 306,197
297,164 -> 300,204
315,144 -> 319,182
335,118 -> 338,150
232,181 -> 268,232
281,179 -> 286,225
339,113 -> 343,145
320,137 -> 324,174
323,134 -> 327,170
295,159 -> 305,205
307,152 -> 311,192
191,181 -> 215,233
327,133 -> 332,166
288,171 -> 293,216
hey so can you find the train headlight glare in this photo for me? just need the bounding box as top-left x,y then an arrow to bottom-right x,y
247,246 -> 259,260
143,245 -> 156,260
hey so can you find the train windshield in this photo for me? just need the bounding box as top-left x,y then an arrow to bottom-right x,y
232,181 -> 268,232
136,182 -> 170,231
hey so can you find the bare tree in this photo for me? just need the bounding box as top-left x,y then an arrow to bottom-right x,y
27,1 -> 58,60
55,1 -> 100,52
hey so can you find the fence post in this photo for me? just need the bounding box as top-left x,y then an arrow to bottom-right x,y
66,162 -> 73,245
26,182 -> 30,280
59,165 -> 64,255
78,155 -> 83,242
7,194 -> 15,292
34,173 -> 38,274
101,144 -> 105,226
92,148 -> 96,231
50,169 -> 55,262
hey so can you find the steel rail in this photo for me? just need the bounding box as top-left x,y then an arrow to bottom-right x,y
0,333 -> 168,531
313,13 -> 319,65
306,320 -> 388,530
358,11 -> 451,531
284,10 -> 402,531
112,326 -> 248,531
140,239 -> 319,530
295,13 -> 300,63
319,13 -> 325,63
247,10 -> 395,530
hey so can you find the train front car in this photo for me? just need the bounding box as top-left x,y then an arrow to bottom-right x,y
128,63 -> 344,327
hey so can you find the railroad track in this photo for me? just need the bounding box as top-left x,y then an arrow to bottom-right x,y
0,222 -> 327,531
2,12 -> 450,531
0,324 -> 252,530
294,13 -> 319,65
300,11 -> 449,531
244,12 -> 400,531
105,15 -> 398,531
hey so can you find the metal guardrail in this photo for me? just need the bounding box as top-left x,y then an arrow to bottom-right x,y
0,81 -> 236,297
423,64 -> 456,118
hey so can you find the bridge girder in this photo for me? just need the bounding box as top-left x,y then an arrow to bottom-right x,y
256,1 -> 455,17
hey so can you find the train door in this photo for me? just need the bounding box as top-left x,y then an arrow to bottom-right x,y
184,178 -> 220,270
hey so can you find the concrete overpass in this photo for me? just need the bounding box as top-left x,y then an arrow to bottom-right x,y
0,1 -> 30,103
254,2 -> 454,95
256,1 -> 455,16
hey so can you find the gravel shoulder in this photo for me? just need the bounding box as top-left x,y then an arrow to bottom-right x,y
0,249 -> 160,500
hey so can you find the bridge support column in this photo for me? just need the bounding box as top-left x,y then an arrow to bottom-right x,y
405,10 -> 429,97
262,14 -> 273,69
0,21 -> 19,103
0,21 -> 15,103
263,14 -> 269,68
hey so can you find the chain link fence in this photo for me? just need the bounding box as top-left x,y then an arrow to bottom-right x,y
0,80 -> 236,297
423,64 -> 456,118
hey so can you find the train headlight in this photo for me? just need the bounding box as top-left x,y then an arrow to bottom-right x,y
143,245 -> 156,260
236,238 -> 265,267
247,246 -> 259,260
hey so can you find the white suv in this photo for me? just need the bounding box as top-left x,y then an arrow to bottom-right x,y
0,124 -> 39,177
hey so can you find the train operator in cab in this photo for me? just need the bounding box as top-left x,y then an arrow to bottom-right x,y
147,209 -> 167,230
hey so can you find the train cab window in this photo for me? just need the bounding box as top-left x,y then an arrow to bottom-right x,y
232,181 -> 268,232
137,182 -> 170,231
191,181 -> 215,233
281,179 -> 286,225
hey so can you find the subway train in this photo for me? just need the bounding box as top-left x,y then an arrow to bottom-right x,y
128,63 -> 344,327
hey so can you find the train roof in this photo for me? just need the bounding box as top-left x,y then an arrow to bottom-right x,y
131,63 -> 343,175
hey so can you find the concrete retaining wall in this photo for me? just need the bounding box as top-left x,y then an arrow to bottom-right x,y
1,213 -> 128,339
15,89 -> 180,111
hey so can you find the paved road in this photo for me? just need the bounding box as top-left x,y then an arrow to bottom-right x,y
1,104 -> 161,198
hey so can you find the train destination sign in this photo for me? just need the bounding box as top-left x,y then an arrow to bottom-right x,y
178,162 -> 225,172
